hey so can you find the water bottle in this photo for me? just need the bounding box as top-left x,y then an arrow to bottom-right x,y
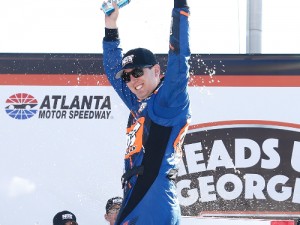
101,0 -> 131,16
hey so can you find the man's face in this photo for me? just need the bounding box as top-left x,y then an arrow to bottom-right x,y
104,204 -> 121,225
124,65 -> 161,100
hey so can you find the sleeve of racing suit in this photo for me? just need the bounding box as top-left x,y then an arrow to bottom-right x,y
102,35 -> 137,109
149,3 -> 191,125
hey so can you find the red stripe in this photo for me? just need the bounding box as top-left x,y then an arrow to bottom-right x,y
1,74 -> 300,87
189,120 -> 300,131
271,221 -> 294,225
0,74 -> 110,86
189,75 -> 300,87
199,210 -> 300,215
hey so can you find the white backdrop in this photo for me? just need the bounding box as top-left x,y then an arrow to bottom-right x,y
1,84 -> 299,225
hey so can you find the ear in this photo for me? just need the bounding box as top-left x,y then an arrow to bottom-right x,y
104,214 -> 109,221
152,64 -> 161,78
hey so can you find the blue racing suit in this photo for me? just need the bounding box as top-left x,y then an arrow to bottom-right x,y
103,6 -> 191,225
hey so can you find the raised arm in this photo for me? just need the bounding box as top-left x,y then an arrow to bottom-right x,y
165,0 -> 190,100
102,2 -> 136,109
151,0 -> 191,123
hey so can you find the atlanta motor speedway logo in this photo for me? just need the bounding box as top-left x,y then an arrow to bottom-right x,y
5,93 -> 112,120
5,93 -> 38,120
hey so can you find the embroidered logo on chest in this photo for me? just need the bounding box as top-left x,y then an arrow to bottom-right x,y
138,102 -> 147,113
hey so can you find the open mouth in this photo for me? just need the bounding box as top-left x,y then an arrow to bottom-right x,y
135,84 -> 143,90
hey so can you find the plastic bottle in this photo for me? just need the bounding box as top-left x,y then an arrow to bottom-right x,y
101,0 -> 131,16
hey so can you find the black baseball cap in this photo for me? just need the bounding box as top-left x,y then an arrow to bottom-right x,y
105,197 -> 123,213
53,210 -> 77,225
115,48 -> 158,79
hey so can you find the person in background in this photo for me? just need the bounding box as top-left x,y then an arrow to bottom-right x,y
53,210 -> 78,225
102,0 -> 191,224
104,196 -> 123,225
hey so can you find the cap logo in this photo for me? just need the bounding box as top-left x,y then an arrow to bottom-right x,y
122,54 -> 134,67
112,198 -> 122,204
62,214 -> 73,220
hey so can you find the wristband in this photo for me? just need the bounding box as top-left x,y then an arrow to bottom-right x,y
174,0 -> 188,8
104,28 -> 119,41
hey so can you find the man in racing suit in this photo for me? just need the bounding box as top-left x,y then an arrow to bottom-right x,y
102,0 -> 190,224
